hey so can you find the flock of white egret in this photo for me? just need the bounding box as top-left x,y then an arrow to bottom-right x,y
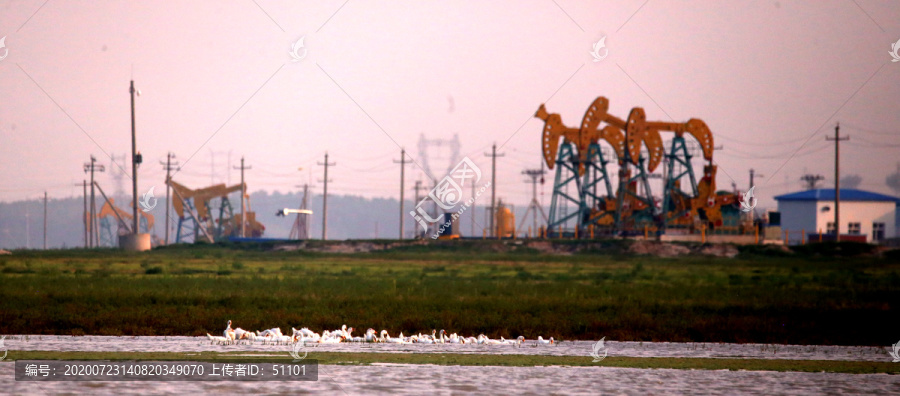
206,320 -> 555,346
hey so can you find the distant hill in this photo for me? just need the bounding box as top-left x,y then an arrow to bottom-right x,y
0,191 -> 533,249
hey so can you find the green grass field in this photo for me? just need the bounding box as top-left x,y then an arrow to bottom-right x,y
1,241 -> 897,345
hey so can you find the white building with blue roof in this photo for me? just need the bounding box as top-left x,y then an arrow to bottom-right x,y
774,188 -> 899,243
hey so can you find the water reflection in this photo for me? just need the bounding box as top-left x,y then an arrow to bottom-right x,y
3,363 -> 898,395
4,335 -> 890,362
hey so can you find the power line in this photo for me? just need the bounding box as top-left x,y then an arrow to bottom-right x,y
716,133 -> 809,146
841,123 -> 900,136
850,136 -> 900,148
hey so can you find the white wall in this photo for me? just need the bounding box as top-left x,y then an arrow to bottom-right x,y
816,201 -> 896,242
777,200 -> 896,243
777,201 -> 817,243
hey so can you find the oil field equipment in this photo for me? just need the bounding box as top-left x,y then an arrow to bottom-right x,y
437,212 -> 461,239
276,208 -> 313,240
90,181 -> 153,247
494,199 -> 516,238
536,96 -> 742,236
96,197 -> 154,247
167,179 -> 265,243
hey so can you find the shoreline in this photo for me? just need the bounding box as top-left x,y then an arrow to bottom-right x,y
4,350 -> 898,374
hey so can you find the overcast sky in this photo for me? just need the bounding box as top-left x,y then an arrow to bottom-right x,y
1,0 -> 899,209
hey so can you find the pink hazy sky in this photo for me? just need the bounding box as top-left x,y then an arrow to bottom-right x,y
1,0 -> 899,209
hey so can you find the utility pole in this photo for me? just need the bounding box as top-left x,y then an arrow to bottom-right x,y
484,143 -> 504,237
470,178 -> 476,237
303,184 -> 310,238
290,183 -> 311,240
746,168 -> 763,222
25,203 -> 29,249
83,180 -> 88,248
827,123 -> 849,242
160,152 -> 179,245
234,157 -> 252,238
43,191 -> 47,249
129,80 -> 142,236
540,159 -> 546,208
800,174 -> 824,190
749,169 -> 763,190
84,156 -> 105,247
317,152 -> 335,240
519,168 -> 548,235
393,148 -> 407,240
413,180 -> 423,238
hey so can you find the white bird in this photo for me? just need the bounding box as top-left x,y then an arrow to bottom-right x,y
381,330 -> 406,343
206,333 -> 230,345
501,336 -> 525,346
292,327 -> 320,342
223,320 -> 236,341
364,328 -> 378,343
417,335 -> 434,344
258,327 -> 283,338
320,335 -> 342,344
344,327 -> 355,341
331,325 -> 348,340
536,336 -> 555,345
233,327 -> 255,343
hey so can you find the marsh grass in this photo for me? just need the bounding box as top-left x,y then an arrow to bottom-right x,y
1,243 -> 897,345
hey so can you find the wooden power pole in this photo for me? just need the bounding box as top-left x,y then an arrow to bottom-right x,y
160,152 -> 179,244
393,148 -> 407,240
234,157 -> 252,238
43,191 -> 47,249
826,123 -> 849,242
317,153 -> 335,240
84,156 -> 105,247
484,143 -> 504,237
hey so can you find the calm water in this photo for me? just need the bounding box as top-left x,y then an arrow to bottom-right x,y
3,335 -> 892,362
4,335 -> 897,395
2,363 -> 898,395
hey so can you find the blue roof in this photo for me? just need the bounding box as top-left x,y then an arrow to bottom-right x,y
774,188 -> 900,203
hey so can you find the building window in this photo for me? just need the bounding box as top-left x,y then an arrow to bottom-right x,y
848,222 -> 861,235
826,222 -> 835,234
873,223 -> 885,241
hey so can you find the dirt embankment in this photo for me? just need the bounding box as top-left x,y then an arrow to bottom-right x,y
272,239 -> 745,258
